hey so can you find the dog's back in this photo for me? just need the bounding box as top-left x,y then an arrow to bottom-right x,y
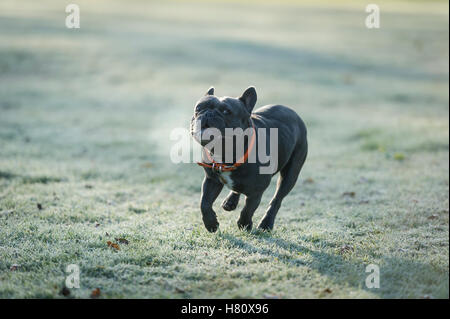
251,104 -> 307,171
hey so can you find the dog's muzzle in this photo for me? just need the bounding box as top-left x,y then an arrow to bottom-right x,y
190,111 -> 225,146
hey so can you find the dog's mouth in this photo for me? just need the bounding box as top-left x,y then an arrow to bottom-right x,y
191,128 -> 220,147
190,116 -> 204,144
190,115 -> 227,147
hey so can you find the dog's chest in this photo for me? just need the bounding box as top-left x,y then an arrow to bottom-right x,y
216,171 -> 234,189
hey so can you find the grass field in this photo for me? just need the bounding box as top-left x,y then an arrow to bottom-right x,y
0,0 -> 448,298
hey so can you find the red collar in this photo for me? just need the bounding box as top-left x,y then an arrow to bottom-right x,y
197,121 -> 256,172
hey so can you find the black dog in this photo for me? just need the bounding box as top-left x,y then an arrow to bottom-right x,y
190,87 -> 307,232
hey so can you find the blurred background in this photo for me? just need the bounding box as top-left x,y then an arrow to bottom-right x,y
0,0 -> 448,181
0,0 -> 448,298
1,0 -> 448,180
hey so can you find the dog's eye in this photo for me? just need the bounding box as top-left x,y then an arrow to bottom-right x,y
222,109 -> 230,115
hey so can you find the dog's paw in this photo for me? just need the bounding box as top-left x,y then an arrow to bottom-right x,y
222,199 -> 238,211
221,193 -> 239,211
203,216 -> 219,233
257,218 -> 274,231
237,219 -> 252,231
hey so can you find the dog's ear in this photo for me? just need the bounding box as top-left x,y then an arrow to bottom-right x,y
205,87 -> 215,96
239,86 -> 257,113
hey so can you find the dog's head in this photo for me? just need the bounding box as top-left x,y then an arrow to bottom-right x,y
190,87 -> 257,146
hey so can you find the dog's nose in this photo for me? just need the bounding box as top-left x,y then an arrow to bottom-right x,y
201,116 -> 210,129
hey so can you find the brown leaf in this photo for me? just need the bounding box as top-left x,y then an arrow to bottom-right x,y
427,215 -> 438,220
304,178 -> 314,184
340,244 -> 354,254
90,288 -> 101,298
323,288 -> 332,294
10,264 -> 20,271
107,241 -> 120,250
342,192 -> 356,197
85,184 -> 93,189
175,287 -> 185,293
60,287 -> 70,297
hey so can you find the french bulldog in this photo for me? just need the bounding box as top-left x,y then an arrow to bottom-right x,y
190,86 -> 308,232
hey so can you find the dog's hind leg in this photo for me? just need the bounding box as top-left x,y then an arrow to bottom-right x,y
222,191 -> 240,211
257,141 -> 308,231
237,193 -> 262,231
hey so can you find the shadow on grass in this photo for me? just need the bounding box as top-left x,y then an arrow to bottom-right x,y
0,170 -> 65,184
219,231 -> 449,298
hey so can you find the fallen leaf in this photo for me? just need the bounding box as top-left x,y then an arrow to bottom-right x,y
90,288 -> 101,298
323,288 -> 332,294
37,203 -> 43,210
128,206 -> 146,214
106,241 -> 120,250
175,287 -> 185,293
94,222 -> 100,227
60,287 -> 70,297
10,264 -> 20,271
115,238 -> 129,245
340,244 -> 354,254
427,215 -> 438,220
342,192 -> 356,198
85,184 -> 93,189
304,178 -> 314,184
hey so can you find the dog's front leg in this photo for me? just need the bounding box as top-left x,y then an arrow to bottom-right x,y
200,176 -> 223,232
